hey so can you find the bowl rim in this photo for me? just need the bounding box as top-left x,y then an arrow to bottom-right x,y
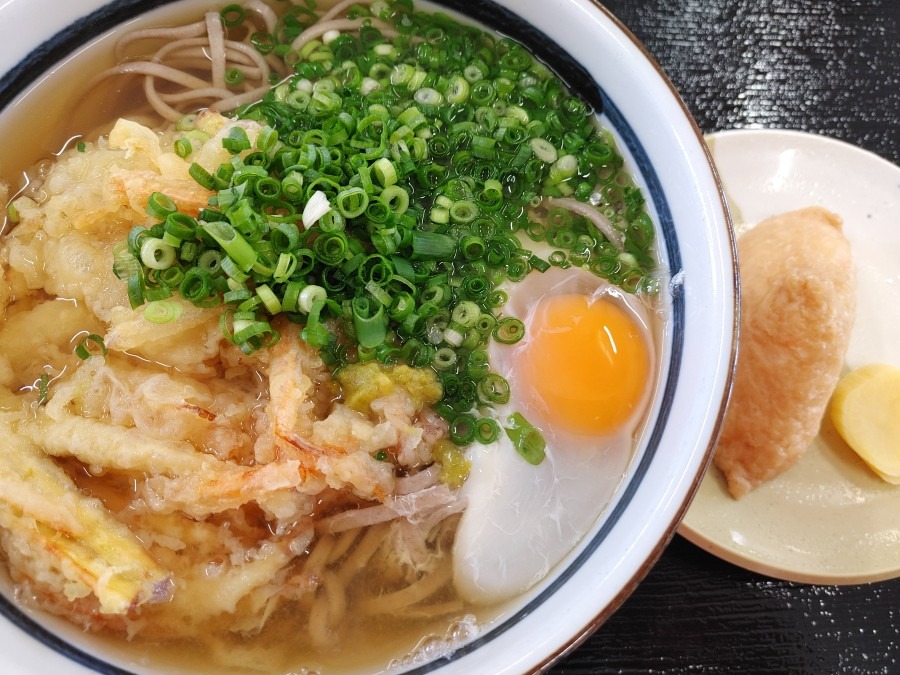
0,0 -> 738,673
521,2 -> 739,667
395,4 -> 738,670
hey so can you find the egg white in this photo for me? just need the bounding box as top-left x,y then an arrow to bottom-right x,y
453,265 -> 657,604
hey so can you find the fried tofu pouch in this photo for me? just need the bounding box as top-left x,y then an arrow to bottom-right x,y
714,207 -> 855,498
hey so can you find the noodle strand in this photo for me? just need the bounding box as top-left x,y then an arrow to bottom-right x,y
114,20 -> 207,59
206,12 -> 227,91
358,562 -> 453,615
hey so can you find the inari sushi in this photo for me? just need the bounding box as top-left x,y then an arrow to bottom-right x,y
714,206 -> 856,498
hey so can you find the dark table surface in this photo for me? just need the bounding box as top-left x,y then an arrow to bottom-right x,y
551,1 -> 900,674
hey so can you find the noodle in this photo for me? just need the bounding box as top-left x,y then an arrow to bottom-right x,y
337,524 -> 388,585
114,20 -> 207,60
243,0 -> 279,34
206,12 -> 227,91
358,562 -> 452,615
396,464 -> 442,494
307,570 -> 347,648
325,527 -> 363,564
90,62 -> 211,92
209,84 -> 278,114
92,12 -> 277,121
303,533 -> 337,576
153,38 -> 270,76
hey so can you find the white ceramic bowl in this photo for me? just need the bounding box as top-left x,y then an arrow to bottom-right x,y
0,1 -> 737,673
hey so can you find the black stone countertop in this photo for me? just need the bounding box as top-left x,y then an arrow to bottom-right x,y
551,2 -> 899,673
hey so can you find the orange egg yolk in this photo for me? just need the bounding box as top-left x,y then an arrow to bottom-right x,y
519,293 -> 651,436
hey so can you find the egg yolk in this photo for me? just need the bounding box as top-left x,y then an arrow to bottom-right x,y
519,293 -> 651,436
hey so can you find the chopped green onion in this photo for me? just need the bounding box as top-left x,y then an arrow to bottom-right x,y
363,277 -> 391,304
450,413 -> 476,445
298,285 -> 327,314
302,297 -> 331,348
433,347 -> 457,370
411,230 -> 456,260
389,292 -> 415,320
223,126 -> 251,154
36,373 -> 50,405
465,349 -> 490,379
529,254 -> 551,273
165,212 -> 197,241
371,157 -> 398,187
493,317 -> 525,344
110,2 -> 658,459
197,249 -> 223,275
233,320 -> 279,354
471,135 -> 497,160
174,137 -> 193,158
145,192 -> 178,220
505,412 -> 546,465
188,162 -> 216,190
335,186 -> 369,218
140,237 -> 177,270
445,76 -> 470,105
6,201 -> 20,224
548,154 -> 579,184
475,417 -> 501,444
271,222 -> 301,252
220,4 -> 245,26
380,186 -> 409,214
352,297 -> 388,348
478,373 -> 511,404
225,67 -> 244,86
449,200 -> 478,224
144,300 -> 183,324
252,284 -> 280,314
201,221 -> 257,271
530,138 -> 557,163
451,301 -> 481,327
179,267 -> 214,305
75,334 -> 108,360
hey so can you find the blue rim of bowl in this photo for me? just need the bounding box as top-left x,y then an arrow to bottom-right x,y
0,0 -> 707,673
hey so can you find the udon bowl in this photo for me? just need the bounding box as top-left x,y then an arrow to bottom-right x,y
0,0 -> 737,673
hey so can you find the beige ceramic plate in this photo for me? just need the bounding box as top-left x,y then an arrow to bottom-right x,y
679,128 -> 900,584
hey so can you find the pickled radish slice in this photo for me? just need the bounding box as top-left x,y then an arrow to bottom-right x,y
830,364 -> 900,483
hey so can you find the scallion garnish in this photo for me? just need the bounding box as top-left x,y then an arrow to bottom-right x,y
113,0 -> 658,459
36,373 -> 50,405
504,412 -> 546,465
475,417 -> 501,444
75,334 -> 108,360
174,137 -> 193,158
144,300 -> 183,324
493,317 -> 525,345
449,413 -> 476,445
